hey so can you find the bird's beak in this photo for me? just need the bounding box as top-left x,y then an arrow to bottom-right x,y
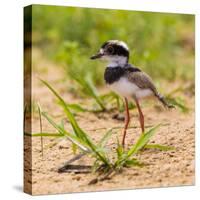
90,52 -> 104,60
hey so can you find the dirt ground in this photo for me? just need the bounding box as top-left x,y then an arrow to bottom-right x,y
24,49 -> 195,195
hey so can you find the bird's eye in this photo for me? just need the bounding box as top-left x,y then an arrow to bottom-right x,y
106,46 -> 114,54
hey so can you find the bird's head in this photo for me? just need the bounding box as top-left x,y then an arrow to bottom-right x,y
90,40 -> 129,67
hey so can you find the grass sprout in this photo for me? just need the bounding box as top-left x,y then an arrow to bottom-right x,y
41,79 -> 111,166
28,80 -> 174,181
70,73 -> 106,111
165,86 -> 190,113
37,103 -> 44,157
99,92 -> 136,112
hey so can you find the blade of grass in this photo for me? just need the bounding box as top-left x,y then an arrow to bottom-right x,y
67,103 -> 87,112
42,111 -> 90,152
40,112 -> 64,136
72,143 -> 78,154
97,129 -> 113,148
117,124 -> 161,167
127,124 -> 161,156
42,79 -> 103,147
40,79 -> 85,140
100,92 -> 124,111
31,132 -> 63,137
60,119 -> 65,129
166,97 -> 189,113
116,138 -> 124,159
37,103 -> 44,157
71,74 -> 106,111
41,79 -> 111,166
124,158 -> 144,167
145,144 -> 175,151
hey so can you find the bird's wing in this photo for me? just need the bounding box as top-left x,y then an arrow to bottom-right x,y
126,68 -> 174,108
126,71 -> 158,95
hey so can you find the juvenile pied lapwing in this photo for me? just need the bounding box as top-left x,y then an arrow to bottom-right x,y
90,40 -> 173,147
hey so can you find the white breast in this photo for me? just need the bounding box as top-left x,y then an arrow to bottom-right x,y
108,77 -> 153,99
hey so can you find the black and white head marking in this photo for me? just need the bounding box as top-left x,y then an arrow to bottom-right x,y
90,40 -> 130,67
101,40 -> 129,60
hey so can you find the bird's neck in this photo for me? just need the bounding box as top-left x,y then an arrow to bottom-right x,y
107,56 -> 128,68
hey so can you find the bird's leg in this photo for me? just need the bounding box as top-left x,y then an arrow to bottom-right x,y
134,98 -> 145,133
122,98 -> 130,147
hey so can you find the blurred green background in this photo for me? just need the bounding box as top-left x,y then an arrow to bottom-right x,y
29,5 -> 195,86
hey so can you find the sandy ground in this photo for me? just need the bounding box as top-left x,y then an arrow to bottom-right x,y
24,49 -> 195,195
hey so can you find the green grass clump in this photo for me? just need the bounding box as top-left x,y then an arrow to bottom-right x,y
165,86 -> 190,113
70,73 -> 106,111
28,80 -> 174,181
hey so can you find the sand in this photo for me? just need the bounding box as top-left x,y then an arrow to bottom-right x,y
24,49 -> 195,195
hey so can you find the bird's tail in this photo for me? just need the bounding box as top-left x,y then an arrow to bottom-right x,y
155,93 -> 174,109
